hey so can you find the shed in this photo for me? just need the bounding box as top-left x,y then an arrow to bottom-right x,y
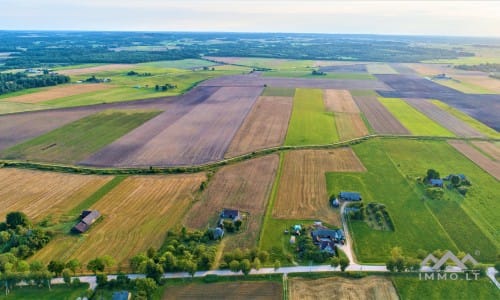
213,227 -> 224,240
82,210 -> 100,225
221,208 -> 240,220
430,179 -> 443,187
338,191 -> 362,201
72,210 -> 101,234
112,291 -> 131,300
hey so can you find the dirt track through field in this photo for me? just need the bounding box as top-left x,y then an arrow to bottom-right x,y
323,89 -> 360,113
94,86 -> 262,166
0,168 -> 111,221
405,98 -> 484,137
5,84 -> 112,104
163,281 -> 282,300
353,96 -> 410,134
185,155 -> 278,250
225,96 -> 292,157
448,140 -> 500,180
58,64 -> 134,75
273,149 -> 366,225
289,276 -> 398,300
471,141 -> 500,161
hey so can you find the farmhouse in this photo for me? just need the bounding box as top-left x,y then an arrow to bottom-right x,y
429,179 -> 444,187
310,228 -> 345,254
338,191 -> 362,201
72,210 -> 100,234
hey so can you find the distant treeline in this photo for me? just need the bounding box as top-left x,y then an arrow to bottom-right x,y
0,72 -> 70,95
0,31 -> 476,70
455,63 -> 500,73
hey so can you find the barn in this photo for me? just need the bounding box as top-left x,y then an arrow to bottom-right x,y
338,191 -> 362,201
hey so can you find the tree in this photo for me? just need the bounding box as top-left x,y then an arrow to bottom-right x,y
62,269 -> 71,285
101,255 -> 116,271
252,258 -> 261,270
47,260 -> 65,276
135,278 -> 158,298
258,251 -> 269,263
390,246 -> 403,259
386,258 -> 396,272
65,259 -> 81,275
96,273 -> 108,287
339,257 -> 349,272
145,260 -> 163,283
184,260 -> 197,278
234,219 -> 242,231
6,212 -> 30,229
87,258 -> 105,274
395,257 -> 406,272
495,261 -> 500,273
450,175 -> 461,186
240,259 -> 251,276
274,260 -> 281,271
330,257 -> 340,269
229,260 -> 240,273
130,253 -> 148,273
426,169 -> 440,181
29,260 -> 45,272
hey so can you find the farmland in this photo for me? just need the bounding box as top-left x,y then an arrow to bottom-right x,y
225,96 -> 293,157
323,89 -> 360,113
185,155 -> 278,251
33,173 -> 205,267
353,96 -> 410,135
262,70 -> 375,80
4,84 -> 113,104
0,168 -> 111,222
289,276 -> 398,300
404,98 -> 484,137
366,63 -> 398,74
260,86 -> 296,97
273,149 -> 366,225
285,88 -> 339,145
57,64 -> 134,75
448,140 -> 500,180
1,110 -> 161,164
334,113 -> 370,140
379,97 -> 455,136
162,281 -> 282,300
471,141 -> 500,161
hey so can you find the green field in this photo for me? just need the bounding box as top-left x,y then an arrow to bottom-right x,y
434,79 -> 494,94
0,101 -> 50,115
366,63 -> 398,74
1,110 -> 160,164
285,88 -> 339,145
327,139 -> 499,263
0,284 -> 90,300
139,59 -> 217,69
393,276 -> 499,300
261,86 -> 296,97
262,71 -> 375,80
379,98 -> 455,136
423,56 -> 500,65
430,100 -> 500,138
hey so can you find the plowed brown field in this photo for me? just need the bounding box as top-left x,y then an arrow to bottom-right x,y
472,141 -> 500,161
273,149 -> 366,225
185,155 -> 278,250
323,89 -> 360,113
289,276 -> 398,300
353,96 -> 410,134
449,140 -> 500,180
335,112 -> 369,140
163,282 -> 282,300
5,84 -> 112,104
0,168 -> 111,221
225,96 -> 293,157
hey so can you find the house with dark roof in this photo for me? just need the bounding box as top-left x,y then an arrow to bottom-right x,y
72,210 -> 101,234
338,191 -> 362,201
220,208 -> 240,221
430,179 -> 444,187
311,229 -> 345,243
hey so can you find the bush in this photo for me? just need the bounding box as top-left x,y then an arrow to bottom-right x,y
204,274 -> 219,283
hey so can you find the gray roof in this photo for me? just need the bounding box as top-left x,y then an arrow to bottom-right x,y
339,191 -> 361,201
82,210 -> 100,225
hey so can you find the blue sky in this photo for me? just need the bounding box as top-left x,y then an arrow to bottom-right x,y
1,0 -> 499,37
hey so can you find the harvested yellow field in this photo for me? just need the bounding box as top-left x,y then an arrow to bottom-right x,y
289,276 -> 398,300
58,64 -> 134,75
335,112 -> 369,140
33,173 -> 205,267
323,89 -> 360,113
273,149 -> 366,225
5,84 -> 113,104
472,141 -> 500,161
0,168 -> 111,221
405,63 -> 445,76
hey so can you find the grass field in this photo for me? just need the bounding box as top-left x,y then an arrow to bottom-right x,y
261,86 -> 296,97
392,276 -> 499,300
32,173 -> 205,268
0,283 -> 90,300
139,59 -> 217,69
430,100 -> 500,138
1,110 -> 161,164
0,168 -> 112,222
0,101 -> 50,115
378,98 -> 454,136
366,63 -> 398,74
289,276 -> 398,300
434,79 -> 494,94
285,88 -> 339,145
262,70 -> 375,80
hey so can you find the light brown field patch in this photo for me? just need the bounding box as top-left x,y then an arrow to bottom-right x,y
405,63 -> 446,76
185,155 -> 278,250
58,64 -> 134,75
449,140 -> 500,180
163,281 -> 282,300
454,75 -> 500,93
225,96 -> 293,157
323,89 -> 360,113
5,84 -> 112,104
289,276 -> 398,300
273,149 -> 366,225
33,173 -> 205,267
471,141 -> 500,161
0,168 -> 112,221
335,112 -> 369,140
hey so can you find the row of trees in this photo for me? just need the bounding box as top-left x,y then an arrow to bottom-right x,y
0,72 -> 70,95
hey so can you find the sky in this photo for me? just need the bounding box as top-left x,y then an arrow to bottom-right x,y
1,0 -> 500,37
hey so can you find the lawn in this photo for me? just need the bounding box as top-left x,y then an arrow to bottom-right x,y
261,86 -> 296,97
392,276 -> 499,300
430,100 -> 500,138
285,88 -> 339,145
378,98 -> 455,136
262,70 -> 375,80
0,283 -> 90,300
1,109 -> 161,164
